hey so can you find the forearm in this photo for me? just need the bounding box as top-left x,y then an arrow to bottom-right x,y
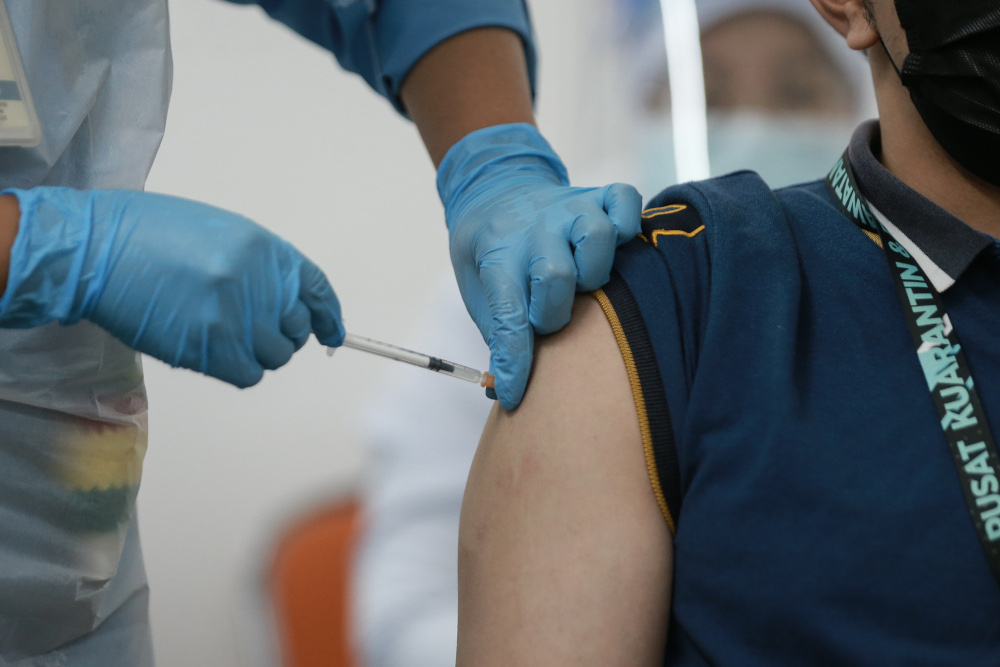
0,194 -> 19,298
400,27 -> 535,167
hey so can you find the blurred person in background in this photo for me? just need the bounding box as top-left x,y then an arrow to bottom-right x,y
353,0 -> 876,664
618,0 -> 877,194
0,1 -> 640,664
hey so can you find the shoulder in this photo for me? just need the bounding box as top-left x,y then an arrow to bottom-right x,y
613,173 -> 836,327
639,173 -> 832,250
616,173 -> 829,288
601,174 -> 836,517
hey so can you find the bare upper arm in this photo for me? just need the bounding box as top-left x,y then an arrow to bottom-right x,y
457,294 -> 673,666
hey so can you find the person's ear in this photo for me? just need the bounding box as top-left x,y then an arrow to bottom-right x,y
809,0 -> 880,51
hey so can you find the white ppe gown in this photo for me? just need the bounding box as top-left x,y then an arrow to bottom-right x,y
0,1 -> 170,663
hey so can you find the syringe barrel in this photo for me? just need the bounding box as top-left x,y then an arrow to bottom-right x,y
435,361 -> 484,384
342,333 -> 430,368
338,333 -> 493,388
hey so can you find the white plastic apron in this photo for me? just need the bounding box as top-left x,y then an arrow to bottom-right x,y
0,0 -> 170,662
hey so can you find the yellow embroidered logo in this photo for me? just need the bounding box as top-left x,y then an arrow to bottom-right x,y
641,204 -> 688,219
637,204 -> 705,246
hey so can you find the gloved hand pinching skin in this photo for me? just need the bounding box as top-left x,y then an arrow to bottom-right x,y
0,187 -> 345,387
437,123 -> 642,409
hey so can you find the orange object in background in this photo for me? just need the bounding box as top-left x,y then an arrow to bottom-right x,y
269,499 -> 361,667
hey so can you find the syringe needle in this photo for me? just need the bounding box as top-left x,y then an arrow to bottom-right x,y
327,333 -> 495,390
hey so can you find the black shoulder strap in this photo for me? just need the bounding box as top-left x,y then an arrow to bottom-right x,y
600,273 -> 682,532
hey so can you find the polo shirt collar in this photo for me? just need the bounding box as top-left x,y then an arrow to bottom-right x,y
847,120 -> 995,292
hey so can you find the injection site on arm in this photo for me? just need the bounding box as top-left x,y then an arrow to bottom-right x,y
458,295 -> 672,666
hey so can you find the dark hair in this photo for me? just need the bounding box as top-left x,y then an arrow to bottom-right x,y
862,0 -> 877,28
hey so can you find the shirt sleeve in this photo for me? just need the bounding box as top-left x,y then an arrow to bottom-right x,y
594,198 -> 712,533
223,0 -> 537,114
597,172 -> 796,534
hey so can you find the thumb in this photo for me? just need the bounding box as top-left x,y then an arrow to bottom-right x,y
297,256 -> 345,347
477,262 -> 533,410
602,183 -> 643,243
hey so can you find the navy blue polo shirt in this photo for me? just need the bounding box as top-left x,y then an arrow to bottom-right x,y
595,120 -> 1000,665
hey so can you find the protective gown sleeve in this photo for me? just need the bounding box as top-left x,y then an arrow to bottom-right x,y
222,0 -> 537,113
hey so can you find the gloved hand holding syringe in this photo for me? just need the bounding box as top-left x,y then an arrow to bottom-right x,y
328,334 -> 497,399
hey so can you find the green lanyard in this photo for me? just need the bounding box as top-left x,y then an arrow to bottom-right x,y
826,150 -> 1000,586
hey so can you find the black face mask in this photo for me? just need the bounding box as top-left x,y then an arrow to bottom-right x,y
887,1 -> 1000,185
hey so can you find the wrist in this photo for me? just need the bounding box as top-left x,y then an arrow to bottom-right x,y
0,187 -> 103,328
0,193 -> 19,300
436,123 -> 569,215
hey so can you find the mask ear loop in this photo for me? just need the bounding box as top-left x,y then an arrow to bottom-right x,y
879,36 -> 920,89
879,38 -> 905,79
659,0 -> 710,183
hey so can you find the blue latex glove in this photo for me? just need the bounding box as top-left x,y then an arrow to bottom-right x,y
438,123 -> 642,409
0,187 -> 344,387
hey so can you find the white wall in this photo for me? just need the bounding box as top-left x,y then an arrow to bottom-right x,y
140,0 -> 626,665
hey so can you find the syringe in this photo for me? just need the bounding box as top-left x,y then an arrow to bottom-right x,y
327,333 -> 496,392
